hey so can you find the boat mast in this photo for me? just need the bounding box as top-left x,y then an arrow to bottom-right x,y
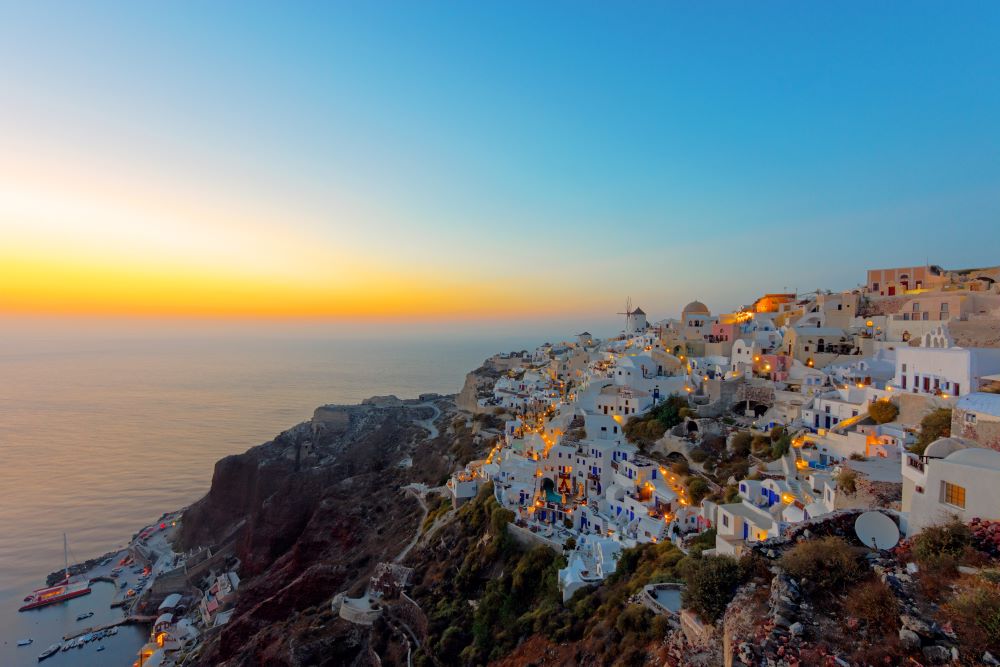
64,533 -> 69,581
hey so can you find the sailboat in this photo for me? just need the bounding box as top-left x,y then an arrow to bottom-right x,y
18,534 -> 92,611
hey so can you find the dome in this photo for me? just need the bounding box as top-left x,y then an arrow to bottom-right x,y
946,447 -> 1000,471
923,437 -> 974,460
682,300 -> 710,316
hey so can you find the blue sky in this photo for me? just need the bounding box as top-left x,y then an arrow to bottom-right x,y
1,2 -> 998,329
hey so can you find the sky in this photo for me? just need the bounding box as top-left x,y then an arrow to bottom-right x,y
2,2 -> 999,331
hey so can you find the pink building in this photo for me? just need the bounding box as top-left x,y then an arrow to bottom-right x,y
757,354 -> 792,382
706,321 -> 737,344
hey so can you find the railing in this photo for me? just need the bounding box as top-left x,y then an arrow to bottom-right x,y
905,453 -> 925,473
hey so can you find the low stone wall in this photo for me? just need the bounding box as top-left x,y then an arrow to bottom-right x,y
336,593 -> 382,626
507,523 -> 564,554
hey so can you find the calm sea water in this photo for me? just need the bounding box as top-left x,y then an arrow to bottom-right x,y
0,327 -> 536,666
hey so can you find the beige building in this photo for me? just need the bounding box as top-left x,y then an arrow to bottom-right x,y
952,392 -> 1000,451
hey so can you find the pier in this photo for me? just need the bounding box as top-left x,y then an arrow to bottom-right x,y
62,615 -> 156,641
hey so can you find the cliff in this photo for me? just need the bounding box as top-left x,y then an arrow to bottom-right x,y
180,396 -> 457,666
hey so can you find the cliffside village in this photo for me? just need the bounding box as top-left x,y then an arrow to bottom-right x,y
447,264 -> 1000,603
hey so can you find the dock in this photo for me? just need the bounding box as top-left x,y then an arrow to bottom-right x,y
62,615 -> 157,641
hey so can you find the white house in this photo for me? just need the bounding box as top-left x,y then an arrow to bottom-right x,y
902,438 -> 1000,536
891,345 -> 1000,397
714,502 -> 780,556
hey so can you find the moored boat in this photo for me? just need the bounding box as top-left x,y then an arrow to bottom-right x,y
18,638 -> 33,646
19,534 -> 92,612
38,643 -> 60,661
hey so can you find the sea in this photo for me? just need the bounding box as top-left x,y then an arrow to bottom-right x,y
0,323 -> 549,667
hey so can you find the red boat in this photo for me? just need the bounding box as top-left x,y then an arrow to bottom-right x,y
18,534 -> 92,612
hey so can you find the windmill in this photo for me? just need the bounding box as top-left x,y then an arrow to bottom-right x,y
617,297 -> 634,332
617,297 -> 646,334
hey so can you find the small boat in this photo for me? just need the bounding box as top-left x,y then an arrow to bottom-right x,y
77,611 -> 94,621
38,643 -> 60,661
111,626 -> 118,635
18,639 -> 33,646
96,646 -> 105,652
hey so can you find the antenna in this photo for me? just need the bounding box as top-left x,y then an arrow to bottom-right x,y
854,511 -> 899,551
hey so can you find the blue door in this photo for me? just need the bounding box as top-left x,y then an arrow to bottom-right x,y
743,523 -> 749,539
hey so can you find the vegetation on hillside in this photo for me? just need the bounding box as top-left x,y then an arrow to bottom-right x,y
910,408 -> 952,455
623,395 -> 689,447
868,399 -> 899,424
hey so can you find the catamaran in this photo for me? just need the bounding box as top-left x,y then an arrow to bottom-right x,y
19,534 -> 92,611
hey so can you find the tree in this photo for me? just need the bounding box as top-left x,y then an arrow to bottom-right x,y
731,431 -> 752,458
910,408 -> 953,455
686,477 -> 710,504
868,399 -> 899,424
681,555 -> 740,622
770,433 -> 791,459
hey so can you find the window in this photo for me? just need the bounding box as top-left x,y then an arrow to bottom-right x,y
872,282 -> 879,291
902,363 -> 907,373
941,302 -> 949,313
913,302 -> 920,312
722,514 -> 729,527
965,413 -> 977,425
941,481 -> 966,509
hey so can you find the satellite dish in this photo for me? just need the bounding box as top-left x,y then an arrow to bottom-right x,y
854,511 -> 900,550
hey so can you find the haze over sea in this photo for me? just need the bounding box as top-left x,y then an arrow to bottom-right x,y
0,320 -> 563,665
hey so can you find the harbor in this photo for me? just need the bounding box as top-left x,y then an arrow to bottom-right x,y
3,510 -> 189,666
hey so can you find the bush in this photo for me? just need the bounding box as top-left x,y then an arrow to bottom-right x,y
845,579 -> 899,631
770,434 -> 791,459
686,477 -> 710,504
671,459 -> 690,475
779,537 -> 863,593
912,519 -> 972,564
910,408 -> 952,455
945,580 -> 1000,655
868,399 -> 899,424
770,425 -> 785,442
681,555 -> 740,622
731,431 -> 752,457
689,448 -> 709,463
751,435 -> 770,454
835,468 -> 857,494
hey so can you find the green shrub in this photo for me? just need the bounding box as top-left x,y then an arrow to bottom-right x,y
912,519 -> 971,564
770,425 -> 785,442
686,477 -> 710,504
868,399 -> 899,424
770,434 -> 791,459
779,537 -> 863,593
681,555 -> 741,622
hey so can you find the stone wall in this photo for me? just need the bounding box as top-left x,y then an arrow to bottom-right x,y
507,523 -> 564,554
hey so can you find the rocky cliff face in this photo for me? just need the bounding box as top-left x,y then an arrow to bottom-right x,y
179,397 -> 457,666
